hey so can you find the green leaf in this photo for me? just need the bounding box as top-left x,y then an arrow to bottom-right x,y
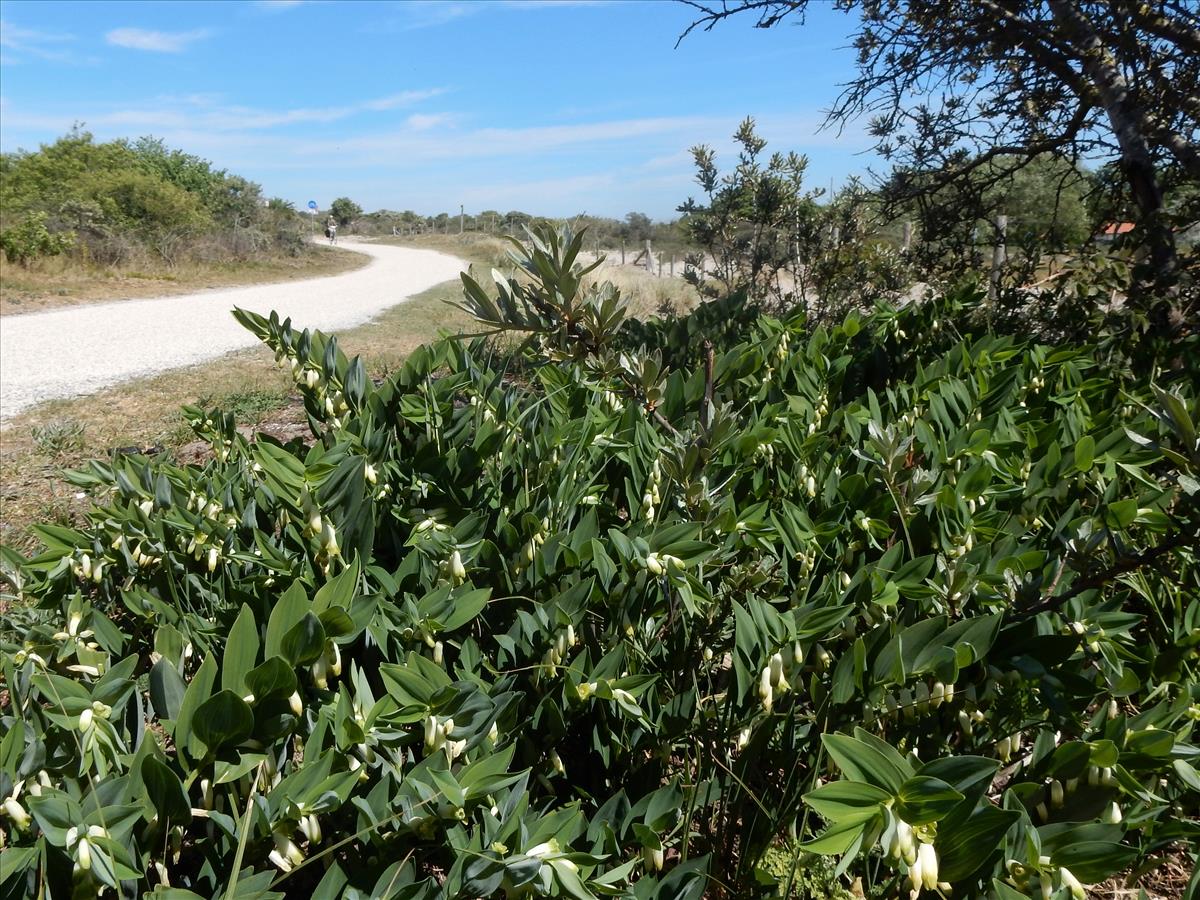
1173,759 -> 1200,793
990,878 -> 1031,900
28,791 -> 82,845
281,613 -> 326,666
935,806 -> 1020,881
141,756 -> 190,824
177,654 -> 217,760
244,656 -> 298,701
1051,841 -> 1139,883
1074,435 -> 1095,472
221,604 -> 260,695
799,818 -> 868,855
265,580 -> 309,659
440,587 -> 491,631
822,733 -> 908,794
192,690 -> 255,752
150,659 -> 186,721
1104,499 -> 1138,530
804,781 -> 891,824
317,607 -> 355,640
894,776 -> 964,825
312,560 -> 359,613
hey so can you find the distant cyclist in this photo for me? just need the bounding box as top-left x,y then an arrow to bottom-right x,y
326,215 -> 338,245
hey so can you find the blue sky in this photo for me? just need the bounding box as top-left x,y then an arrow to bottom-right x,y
0,0 -> 878,220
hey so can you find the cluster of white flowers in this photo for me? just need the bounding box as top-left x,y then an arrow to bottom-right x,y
540,624 -> 578,677
519,517 -> 551,568
751,642 -> 827,715
423,715 -> 467,761
443,549 -> 467,585
797,463 -> 818,498
310,639 -> 342,690
882,815 -> 949,896
641,459 -> 664,523
1006,857 -> 1087,900
643,551 -> 682,577
64,824 -> 110,876
269,828 -> 305,873
468,393 -> 498,424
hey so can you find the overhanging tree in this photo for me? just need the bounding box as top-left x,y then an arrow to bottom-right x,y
680,0 -> 1199,302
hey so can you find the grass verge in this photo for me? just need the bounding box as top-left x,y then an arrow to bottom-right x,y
0,244 -> 369,315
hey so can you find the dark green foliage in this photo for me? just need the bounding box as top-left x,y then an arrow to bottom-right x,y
329,198 -> 363,229
1,227 -> 1196,899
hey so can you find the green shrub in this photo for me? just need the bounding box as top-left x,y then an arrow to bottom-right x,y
0,212 -> 75,267
1,227 -> 1196,900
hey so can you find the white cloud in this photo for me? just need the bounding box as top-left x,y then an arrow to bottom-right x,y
0,19 -> 85,64
105,27 -> 213,53
405,113 -> 456,131
500,1 -> 604,8
0,88 -> 452,137
394,2 -> 478,31
361,89 -> 448,111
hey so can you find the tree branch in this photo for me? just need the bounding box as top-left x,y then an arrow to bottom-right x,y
1015,528 -> 1196,620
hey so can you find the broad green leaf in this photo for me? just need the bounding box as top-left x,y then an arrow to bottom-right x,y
894,776 -> 964,825
281,612 -> 326,666
177,654 -> 218,760
221,604 -> 260,694
799,818 -> 869,855
936,806 -> 1020,881
822,733 -> 908,794
192,690 -> 255,752
1051,841 -> 1139,883
244,656 -> 298,701
804,781 -> 891,824
265,580 -> 309,659
150,659 -> 186,721
141,756 -> 190,824
1074,435 -> 1095,472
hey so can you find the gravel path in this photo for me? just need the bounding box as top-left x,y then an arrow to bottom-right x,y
0,240 -> 466,420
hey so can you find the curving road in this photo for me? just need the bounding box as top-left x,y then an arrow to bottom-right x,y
0,240 -> 466,420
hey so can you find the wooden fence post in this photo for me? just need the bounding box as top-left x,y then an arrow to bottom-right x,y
621,242 -> 626,265
670,255 -> 675,277
989,214 -> 1008,301
644,240 -> 653,274
902,221 -> 912,254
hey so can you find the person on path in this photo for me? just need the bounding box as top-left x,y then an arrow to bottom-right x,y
326,215 -> 338,245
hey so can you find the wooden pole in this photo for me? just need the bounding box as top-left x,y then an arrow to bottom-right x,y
670,255 -> 675,277
989,214 -> 1008,301
621,242 -> 626,265
644,239 -> 653,274
902,221 -> 912,254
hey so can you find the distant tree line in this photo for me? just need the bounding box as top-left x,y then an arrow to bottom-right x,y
344,206 -> 692,253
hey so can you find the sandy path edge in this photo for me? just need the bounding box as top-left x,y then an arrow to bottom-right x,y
0,240 -> 466,420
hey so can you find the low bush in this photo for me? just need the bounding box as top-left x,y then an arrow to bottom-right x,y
1,228 -> 1196,899
0,213 -> 75,268
0,132 -> 312,271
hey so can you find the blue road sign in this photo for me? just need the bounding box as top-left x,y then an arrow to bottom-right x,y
307,200 -> 318,210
